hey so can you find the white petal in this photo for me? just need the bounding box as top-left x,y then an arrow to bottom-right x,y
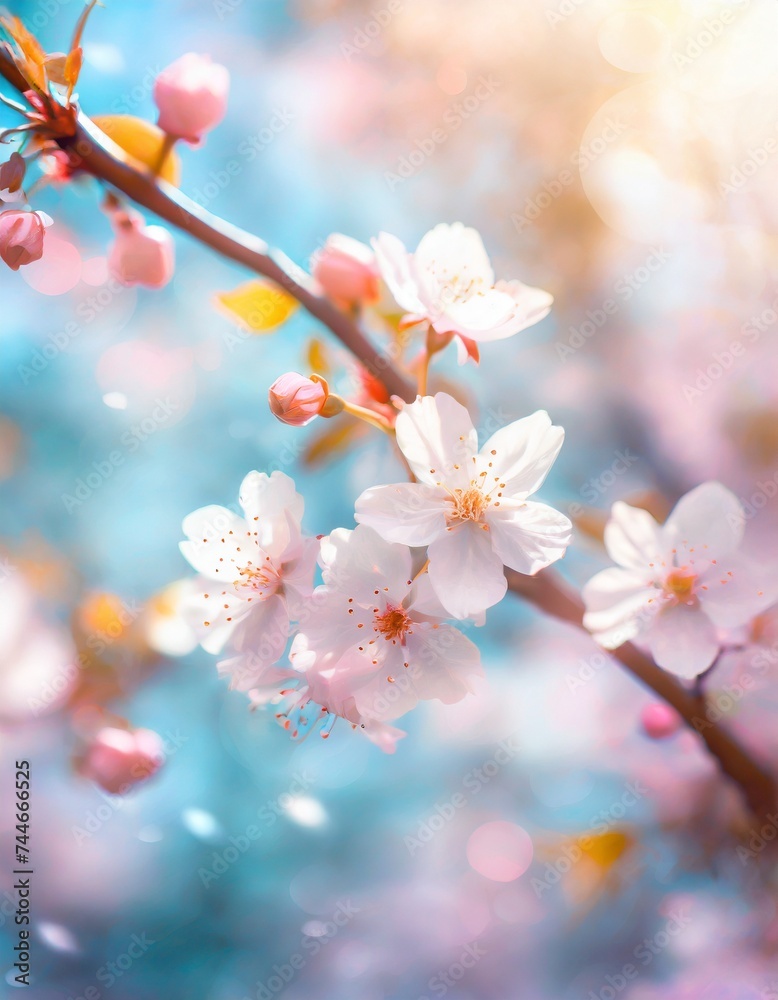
479,410 -> 564,498
318,525 -> 412,597
180,505 -> 262,581
216,598 -> 291,691
414,223 -> 495,286
403,622 -> 483,703
407,572 -> 450,620
355,482 -> 448,545
396,392 -> 478,488
282,536 -> 320,618
371,232 -> 425,315
239,470 -> 303,560
647,604 -> 719,679
433,287 -> 517,338
663,481 -> 744,561
428,525 -> 507,618
698,553 -> 776,629
604,501 -> 663,570
582,567 -> 657,648
487,500 -> 571,575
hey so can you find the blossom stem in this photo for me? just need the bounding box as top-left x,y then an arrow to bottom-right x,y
340,399 -> 395,434
0,50 -> 417,403
505,567 -> 777,820
417,350 -> 430,397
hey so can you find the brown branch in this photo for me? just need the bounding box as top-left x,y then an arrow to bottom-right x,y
2,49 -> 775,819
506,568 -> 777,820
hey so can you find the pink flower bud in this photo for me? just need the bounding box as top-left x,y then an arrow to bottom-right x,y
153,53 -> 229,144
81,726 -> 165,794
312,234 -> 380,310
269,373 -> 328,426
0,209 -> 46,271
640,703 -> 682,740
107,209 -> 175,289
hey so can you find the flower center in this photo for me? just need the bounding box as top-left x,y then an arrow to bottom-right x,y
374,604 -> 412,642
448,486 -> 489,523
663,566 -> 697,602
235,562 -> 277,594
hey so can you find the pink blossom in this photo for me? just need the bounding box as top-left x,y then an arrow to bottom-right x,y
583,482 -> 777,678
268,373 -> 328,426
372,223 -> 553,363
154,53 -> 229,144
81,727 -> 164,794
355,393 -> 571,619
107,209 -> 175,289
289,525 -> 483,724
312,234 -> 380,310
180,471 -> 317,690
0,209 -> 48,271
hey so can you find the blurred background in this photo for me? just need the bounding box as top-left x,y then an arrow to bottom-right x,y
2,0 -> 778,996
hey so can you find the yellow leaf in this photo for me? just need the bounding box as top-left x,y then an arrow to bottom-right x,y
303,420 -> 366,467
91,114 -> 181,186
214,279 -> 299,333
306,337 -> 331,374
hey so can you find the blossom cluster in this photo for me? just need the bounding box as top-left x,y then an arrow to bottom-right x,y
179,389 -> 572,750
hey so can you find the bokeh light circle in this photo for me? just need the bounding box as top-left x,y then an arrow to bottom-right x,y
467,821 -> 533,882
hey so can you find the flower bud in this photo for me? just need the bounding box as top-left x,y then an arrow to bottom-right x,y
640,703 -> 682,740
153,53 -> 229,144
81,726 -> 165,794
312,234 -> 380,310
0,209 -> 47,270
269,373 -> 329,426
107,208 -> 175,289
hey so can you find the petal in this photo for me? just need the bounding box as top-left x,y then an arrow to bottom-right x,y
216,598 -> 291,691
432,287 -> 517,338
487,500 -> 571,575
698,553 -> 777,629
428,525 -> 507,618
647,604 -> 719,679
396,392 -> 478,488
355,482 -> 448,545
582,567 -> 657,648
403,622 -> 483,703
282,536 -> 320,618
479,410 -> 564,498
371,232 -> 425,315
663,481 -> 744,561
604,501 -> 663,570
180,505 -> 260,579
239,470 -> 304,560
318,525 -> 412,597
414,223 -> 494,286
407,572 -> 450,620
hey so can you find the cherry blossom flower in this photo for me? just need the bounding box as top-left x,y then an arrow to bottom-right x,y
582,482 -> 776,678
80,726 -> 164,794
268,372 -> 328,426
154,53 -> 229,144
289,525 -> 483,724
0,209 -> 49,270
355,393 -> 572,619
312,233 -> 380,311
372,222 -> 553,363
107,207 -> 175,288
180,471 -> 318,690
